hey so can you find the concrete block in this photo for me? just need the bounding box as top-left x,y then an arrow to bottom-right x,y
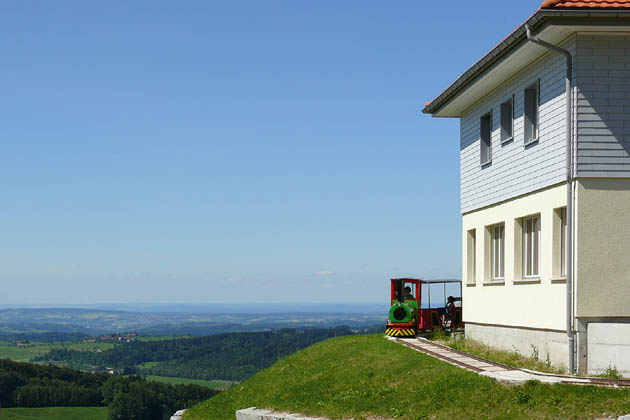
587,323 -> 630,376
236,408 -> 326,420
590,323 -> 630,346
170,409 -> 187,420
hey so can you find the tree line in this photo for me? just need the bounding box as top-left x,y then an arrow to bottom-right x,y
0,331 -> 88,342
35,326 -> 381,381
0,359 -> 217,420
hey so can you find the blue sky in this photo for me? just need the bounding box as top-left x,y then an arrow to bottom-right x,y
1,1 -> 542,304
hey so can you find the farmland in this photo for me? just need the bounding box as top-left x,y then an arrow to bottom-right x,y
146,375 -> 234,389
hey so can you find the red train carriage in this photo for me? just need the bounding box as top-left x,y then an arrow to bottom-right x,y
385,278 -> 463,337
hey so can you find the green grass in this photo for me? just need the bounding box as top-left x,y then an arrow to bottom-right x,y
137,335 -> 181,342
0,337 -> 179,363
136,360 -> 161,369
2,407 -> 107,420
0,340 -> 117,362
0,342 -> 49,361
433,334 -> 566,375
146,375 -> 235,389
185,334 -> 630,420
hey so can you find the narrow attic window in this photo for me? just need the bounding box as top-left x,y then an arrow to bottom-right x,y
524,81 -> 539,145
500,97 -> 514,144
480,112 -> 492,166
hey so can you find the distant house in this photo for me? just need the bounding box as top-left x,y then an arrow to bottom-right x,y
424,0 -> 630,375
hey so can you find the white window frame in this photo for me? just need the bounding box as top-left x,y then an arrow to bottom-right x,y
491,224 -> 505,281
560,208 -> 567,278
524,80 -> 540,146
523,215 -> 540,278
467,229 -> 476,285
500,96 -> 514,144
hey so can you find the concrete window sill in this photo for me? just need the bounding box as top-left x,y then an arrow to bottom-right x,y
551,277 -> 567,283
466,282 -> 477,287
483,280 -> 505,286
514,277 -> 541,284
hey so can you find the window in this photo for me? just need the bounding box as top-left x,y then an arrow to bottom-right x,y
560,208 -> 566,277
524,81 -> 539,145
491,224 -> 505,280
500,97 -> 514,144
553,207 -> 567,278
480,112 -> 492,165
523,215 -> 540,278
467,229 -> 476,284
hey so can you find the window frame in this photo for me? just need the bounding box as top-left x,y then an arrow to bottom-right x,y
524,80 -> 540,146
480,111 -> 493,166
500,96 -> 514,144
491,223 -> 505,281
467,229 -> 477,285
523,215 -> 541,278
560,208 -> 567,278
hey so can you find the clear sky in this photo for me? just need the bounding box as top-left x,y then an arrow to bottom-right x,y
1,1 -> 543,304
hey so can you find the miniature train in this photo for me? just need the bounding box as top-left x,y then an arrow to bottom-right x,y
385,278 -> 463,337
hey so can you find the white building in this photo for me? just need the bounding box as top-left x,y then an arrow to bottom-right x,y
424,0 -> 630,375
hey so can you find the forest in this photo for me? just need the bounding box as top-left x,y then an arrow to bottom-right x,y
0,359 -> 217,420
34,326 -> 381,381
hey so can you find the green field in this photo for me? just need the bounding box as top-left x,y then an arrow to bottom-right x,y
0,337 -> 173,362
136,360 -> 161,369
2,407 -> 107,420
186,334 -> 630,420
137,335 -> 180,342
0,340 -> 117,362
146,375 -> 234,389
0,342 -> 51,361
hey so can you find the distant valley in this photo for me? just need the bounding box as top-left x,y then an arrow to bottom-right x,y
0,304 -> 384,419
0,304 -> 386,339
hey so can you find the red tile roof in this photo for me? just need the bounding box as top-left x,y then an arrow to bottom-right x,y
541,0 -> 630,8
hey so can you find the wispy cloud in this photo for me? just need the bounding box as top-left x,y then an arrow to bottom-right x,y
315,270 -> 333,276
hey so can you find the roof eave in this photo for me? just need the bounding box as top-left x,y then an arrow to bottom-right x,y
422,8 -> 630,117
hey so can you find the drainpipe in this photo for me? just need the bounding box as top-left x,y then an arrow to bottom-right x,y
525,24 -> 575,374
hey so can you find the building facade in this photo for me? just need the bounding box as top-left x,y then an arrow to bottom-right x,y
424,0 -> 630,375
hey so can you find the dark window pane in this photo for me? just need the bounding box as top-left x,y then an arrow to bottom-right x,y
480,114 -> 492,164
501,99 -> 513,142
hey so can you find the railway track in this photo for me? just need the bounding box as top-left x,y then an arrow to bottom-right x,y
394,336 -> 630,388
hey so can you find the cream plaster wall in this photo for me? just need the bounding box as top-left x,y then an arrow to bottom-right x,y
462,183 -> 567,331
575,179 -> 630,318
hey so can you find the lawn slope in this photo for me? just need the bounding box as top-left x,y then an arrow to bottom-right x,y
185,335 -> 630,420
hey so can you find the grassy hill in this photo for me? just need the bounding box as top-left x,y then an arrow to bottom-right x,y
185,335 -> 630,420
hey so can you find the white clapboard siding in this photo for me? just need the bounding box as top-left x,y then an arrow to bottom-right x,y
459,37 -> 575,214
575,34 -> 630,178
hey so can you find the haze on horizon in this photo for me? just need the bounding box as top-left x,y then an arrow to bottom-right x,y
1,1 -> 541,305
